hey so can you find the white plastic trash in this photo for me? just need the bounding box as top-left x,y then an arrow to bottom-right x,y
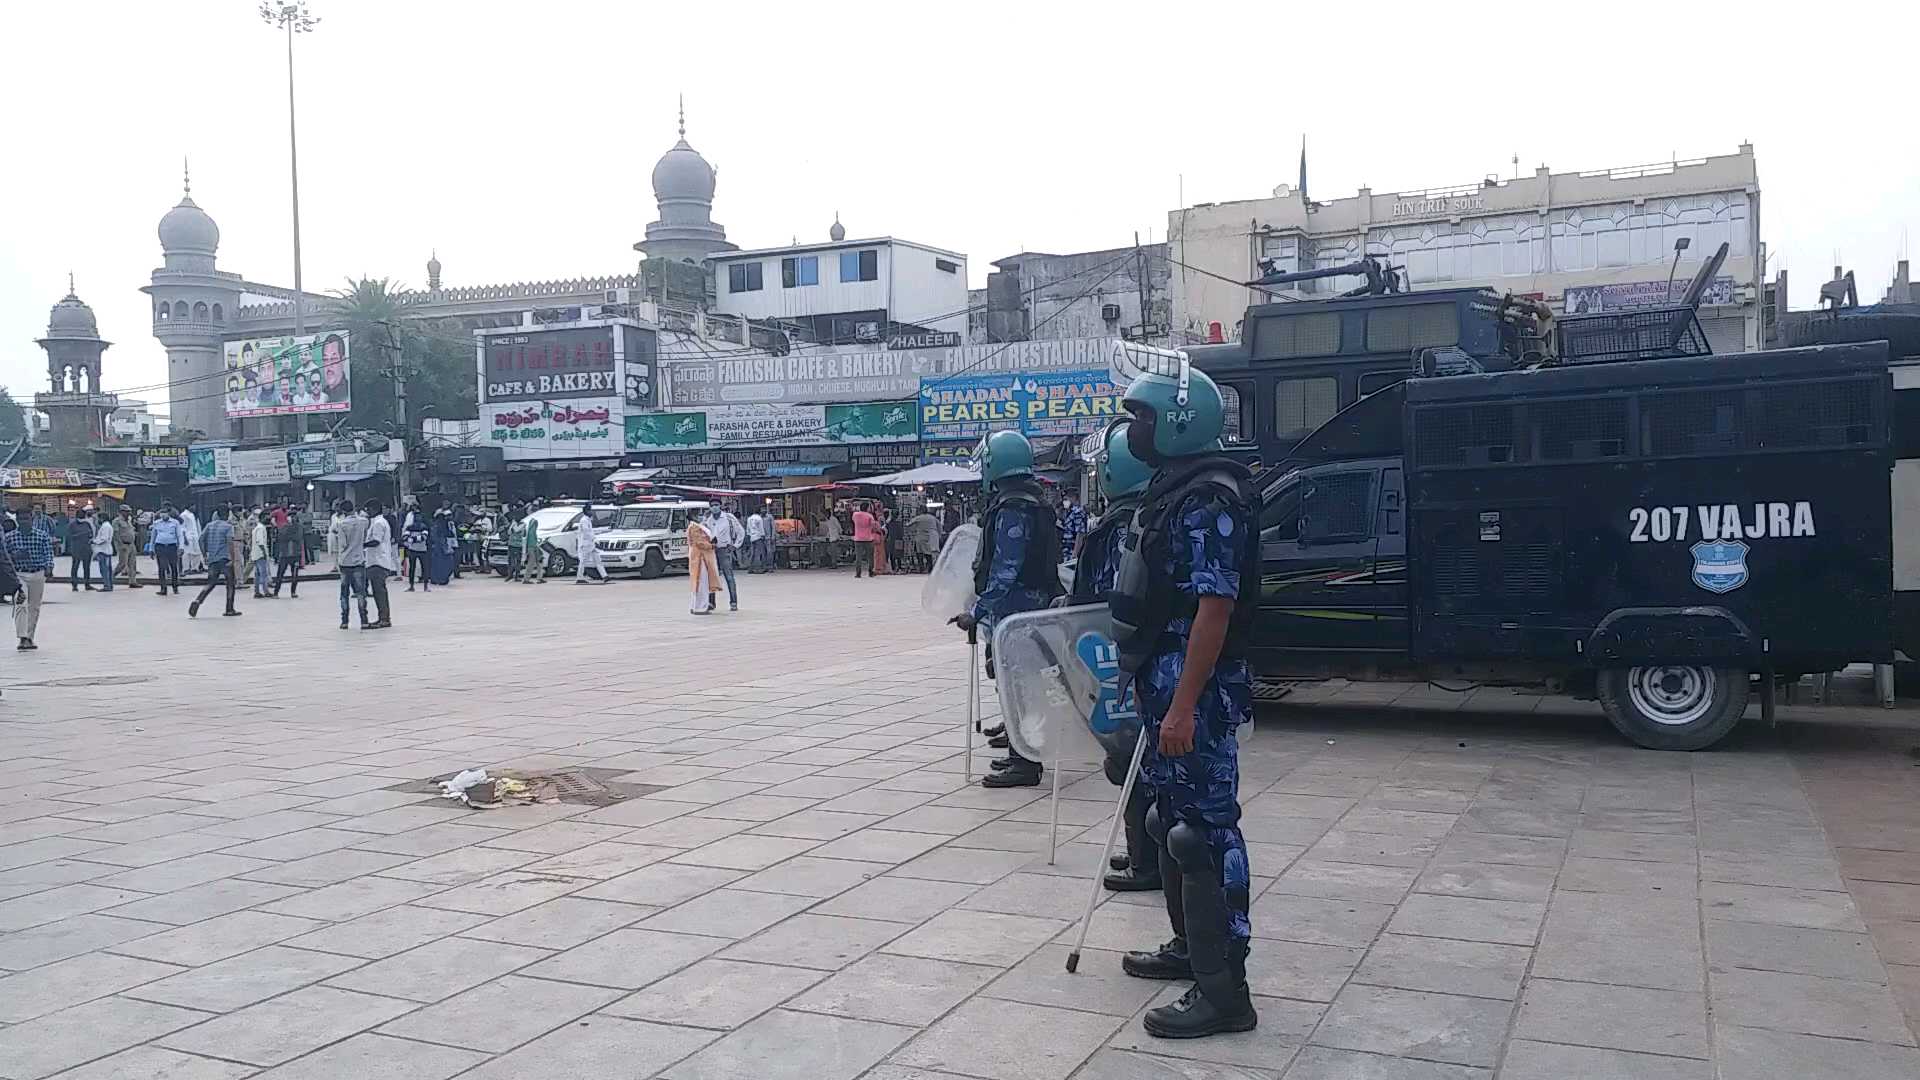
438,769 -> 490,799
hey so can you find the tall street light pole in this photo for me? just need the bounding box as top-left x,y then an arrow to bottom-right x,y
260,2 -> 319,337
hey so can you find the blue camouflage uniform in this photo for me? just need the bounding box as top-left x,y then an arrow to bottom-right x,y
971,503 -> 1054,632
1059,501 -> 1089,558
1138,491 -> 1255,944
1068,508 -> 1129,605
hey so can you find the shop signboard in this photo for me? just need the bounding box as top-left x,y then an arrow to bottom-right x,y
188,446 -> 232,485
222,332 -> 351,417
0,466 -> 86,488
624,401 -> 917,453
486,397 -> 620,460
1564,276 -> 1735,314
920,441 -> 979,465
620,324 -> 659,410
662,337 -> 1121,407
288,445 -> 338,478
140,445 -> 189,470
230,448 -> 292,487
483,327 -> 617,402
917,368 -> 1124,442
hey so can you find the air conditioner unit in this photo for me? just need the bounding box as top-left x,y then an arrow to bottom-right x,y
1101,304 -> 1122,322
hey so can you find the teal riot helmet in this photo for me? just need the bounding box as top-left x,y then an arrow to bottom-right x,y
977,429 -> 1035,486
1099,420 -> 1152,499
1119,351 -> 1225,465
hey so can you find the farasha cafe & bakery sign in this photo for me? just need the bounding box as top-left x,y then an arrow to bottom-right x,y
484,327 -> 617,402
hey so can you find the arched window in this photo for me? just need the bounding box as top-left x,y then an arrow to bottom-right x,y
211,303 -> 223,322
193,302 -> 209,321
173,301 -> 189,320
156,303 -> 169,322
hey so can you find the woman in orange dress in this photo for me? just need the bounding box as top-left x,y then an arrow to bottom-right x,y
871,506 -> 891,575
687,518 -> 719,614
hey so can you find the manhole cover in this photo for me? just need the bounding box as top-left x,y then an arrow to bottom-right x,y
15,675 -> 158,688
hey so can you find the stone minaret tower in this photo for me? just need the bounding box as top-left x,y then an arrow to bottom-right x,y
33,279 -> 117,448
634,98 -> 737,264
143,163 -> 240,439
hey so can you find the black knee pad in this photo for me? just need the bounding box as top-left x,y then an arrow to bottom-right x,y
1166,821 -> 1216,873
1144,804 -> 1167,845
1102,747 -> 1131,787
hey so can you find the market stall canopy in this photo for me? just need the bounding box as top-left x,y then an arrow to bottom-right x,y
604,467 -> 667,486
311,471 -> 379,483
659,482 -> 849,498
847,463 -> 981,487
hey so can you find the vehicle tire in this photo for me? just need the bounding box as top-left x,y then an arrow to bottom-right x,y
547,550 -> 572,577
1597,665 -> 1749,751
639,549 -> 666,580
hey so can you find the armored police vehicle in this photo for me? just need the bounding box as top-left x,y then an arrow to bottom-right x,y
1180,256 -> 1898,750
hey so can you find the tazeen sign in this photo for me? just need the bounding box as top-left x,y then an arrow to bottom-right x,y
484,327 -> 616,402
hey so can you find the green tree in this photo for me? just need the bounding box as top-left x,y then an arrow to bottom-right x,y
0,385 -> 29,444
333,277 -> 477,437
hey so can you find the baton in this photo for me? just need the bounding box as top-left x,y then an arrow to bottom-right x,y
962,625 -> 978,780
1066,724 -> 1149,974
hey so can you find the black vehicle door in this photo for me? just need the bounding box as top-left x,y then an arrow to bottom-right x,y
1254,463 -> 1389,652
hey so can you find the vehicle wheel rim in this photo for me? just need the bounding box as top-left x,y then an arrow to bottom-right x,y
1626,665 -> 1716,726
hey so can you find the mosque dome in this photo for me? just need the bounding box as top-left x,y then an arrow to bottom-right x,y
46,289 -> 100,339
652,137 -> 716,204
829,214 -> 846,242
159,193 -> 220,255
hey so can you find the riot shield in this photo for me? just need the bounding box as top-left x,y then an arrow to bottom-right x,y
920,523 -> 982,620
990,604 -> 1142,764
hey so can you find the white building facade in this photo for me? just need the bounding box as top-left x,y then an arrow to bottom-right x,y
708,235 -> 969,346
1170,145 -> 1763,356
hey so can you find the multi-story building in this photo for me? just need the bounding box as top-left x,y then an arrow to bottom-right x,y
1169,145 -> 1763,355
707,226 -> 969,347
969,245 -> 1170,345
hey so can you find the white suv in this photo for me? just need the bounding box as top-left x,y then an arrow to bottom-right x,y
486,502 -> 619,576
592,501 -> 710,578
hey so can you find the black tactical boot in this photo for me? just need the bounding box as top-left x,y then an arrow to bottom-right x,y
981,760 -> 1041,787
987,733 -> 1010,750
982,723 -> 1005,738
1142,821 -> 1256,1039
1105,782 -> 1161,892
1122,937 -> 1192,980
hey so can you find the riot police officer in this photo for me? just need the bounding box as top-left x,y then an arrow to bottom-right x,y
1109,358 -> 1261,1039
1074,425 -> 1161,893
950,429 -> 1062,788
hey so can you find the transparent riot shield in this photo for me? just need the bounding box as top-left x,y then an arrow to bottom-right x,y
920,523 -> 981,620
989,604 -> 1142,766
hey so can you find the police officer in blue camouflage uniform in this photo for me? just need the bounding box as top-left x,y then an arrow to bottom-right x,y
1072,425 -> 1162,894
1108,357 -> 1260,1039
951,429 -> 1062,788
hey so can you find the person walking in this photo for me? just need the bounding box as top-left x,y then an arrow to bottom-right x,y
850,501 -> 879,578
743,507 -> 767,574
187,506 -> 241,617
249,512 -> 272,598
270,508 -> 303,597
363,497 -> 396,628
706,504 -> 744,610
517,511 -> 544,584
115,507 -> 142,588
64,510 -> 95,591
150,505 -> 183,596
500,508 -> 522,583
178,505 -> 203,575
403,511 -> 432,590
907,507 -> 940,573
573,504 -> 609,584
330,499 -> 372,630
91,509 -> 116,591
687,514 -> 719,614
6,506 -> 56,650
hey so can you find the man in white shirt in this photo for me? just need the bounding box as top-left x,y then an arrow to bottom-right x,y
706,504 -> 746,611
573,504 -> 609,584
362,497 -> 397,628
744,507 -> 772,574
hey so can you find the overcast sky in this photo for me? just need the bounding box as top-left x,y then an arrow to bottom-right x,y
3,0 -> 1914,418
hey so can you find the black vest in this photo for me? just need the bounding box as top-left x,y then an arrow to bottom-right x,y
972,480 -> 1064,598
1109,456 -> 1261,676
1068,496 -> 1140,605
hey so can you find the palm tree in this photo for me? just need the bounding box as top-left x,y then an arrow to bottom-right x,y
333,277 -> 476,436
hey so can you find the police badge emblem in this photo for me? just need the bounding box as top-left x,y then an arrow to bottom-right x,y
1689,539 -> 1750,593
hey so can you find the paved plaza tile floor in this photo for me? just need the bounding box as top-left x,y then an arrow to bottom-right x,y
0,569 -> 1917,1078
